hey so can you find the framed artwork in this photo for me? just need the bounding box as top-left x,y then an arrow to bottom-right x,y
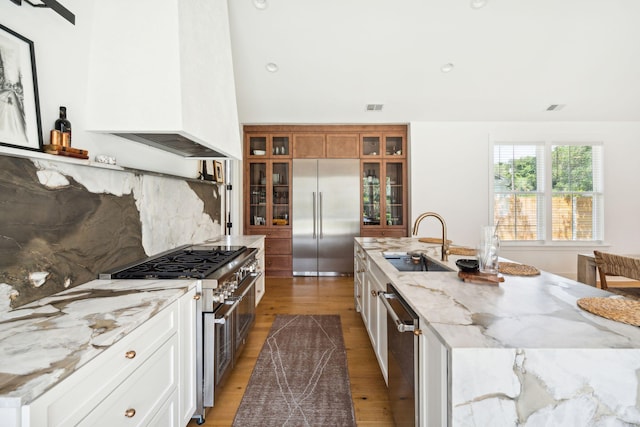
199,160 -> 215,181
0,24 -> 43,151
214,161 -> 224,183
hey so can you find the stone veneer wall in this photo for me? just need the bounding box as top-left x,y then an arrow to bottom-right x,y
0,156 -> 223,310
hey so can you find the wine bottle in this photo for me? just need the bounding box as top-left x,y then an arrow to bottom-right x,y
54,106 -> 71,146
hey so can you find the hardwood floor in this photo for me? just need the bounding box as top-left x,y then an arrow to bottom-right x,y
188,276 -> 394,426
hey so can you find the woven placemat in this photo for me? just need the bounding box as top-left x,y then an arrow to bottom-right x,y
498,262 -> 540,276
577,297 -> 640,326
449,247 -> 477,256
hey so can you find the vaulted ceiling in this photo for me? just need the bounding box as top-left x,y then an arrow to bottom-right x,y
228,0 -> 640,125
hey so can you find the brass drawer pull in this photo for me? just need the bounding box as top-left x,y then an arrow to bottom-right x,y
125,350 -> 136,359
193,293 -> 201,300
124,408 -> 136,418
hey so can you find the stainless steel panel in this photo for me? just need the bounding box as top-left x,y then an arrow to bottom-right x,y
383,285 -> 420,426
317,159 -> 360,275
292,159 -> 360,276
292,159 -> 319,275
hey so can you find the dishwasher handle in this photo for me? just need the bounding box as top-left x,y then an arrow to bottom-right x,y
378,291 -> 415,333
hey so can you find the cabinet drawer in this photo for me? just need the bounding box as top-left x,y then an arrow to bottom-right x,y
26,302 -> 178,427
78,335 -> 178,427
245,228 -> 291,239
360,229 -> 407,238
264,228 -> 291,239
265,255 -> 292,271
265,238 -> 292,254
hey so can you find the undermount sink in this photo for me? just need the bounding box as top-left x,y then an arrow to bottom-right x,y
382,252 -> 453,272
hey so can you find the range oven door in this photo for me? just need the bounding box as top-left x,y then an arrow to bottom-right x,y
202,272 -> 260,408
203,304 -> 234,408
234,274 -> 256,356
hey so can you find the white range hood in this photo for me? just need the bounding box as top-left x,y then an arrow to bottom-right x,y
86,0 -> 241,159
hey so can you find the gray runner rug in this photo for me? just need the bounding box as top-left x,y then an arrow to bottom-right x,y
232,314 -> 356,427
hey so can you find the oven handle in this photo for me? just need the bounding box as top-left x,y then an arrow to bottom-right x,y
214,272 -> 261,323
379,291 -> 415,333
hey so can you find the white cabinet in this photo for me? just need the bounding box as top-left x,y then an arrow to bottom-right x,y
365,261 -> 388,383
21,288 -> 197,427
354,242 -> 388,383
418,324 -> 448,427
354,244 -> 366,314
77,335 -> 179,427
178,288 -> 197,425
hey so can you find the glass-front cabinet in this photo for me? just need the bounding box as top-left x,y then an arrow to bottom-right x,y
271,162 -> 290,226
362,163 -> 381,226
248,161 -> 268,226
361,133 -> 406,158
247,160 -> 290,227
247,134 -> 291,158
361,160 -> 406,237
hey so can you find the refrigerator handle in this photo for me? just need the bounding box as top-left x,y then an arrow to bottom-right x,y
312,192 -> 317,239
319,192 -> 323,239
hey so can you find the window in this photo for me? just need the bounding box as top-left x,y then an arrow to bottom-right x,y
492,142 -> 603,243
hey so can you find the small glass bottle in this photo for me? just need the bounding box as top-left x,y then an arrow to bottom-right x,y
54,106 -> 72,146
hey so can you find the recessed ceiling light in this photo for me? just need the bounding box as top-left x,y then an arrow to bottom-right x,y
440,63 -> 455,73
253,0 -> 268,10
470,0 -> 487,9
265,62 -> 279,73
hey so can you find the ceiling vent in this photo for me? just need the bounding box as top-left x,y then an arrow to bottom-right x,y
366,104 -> 384,112
546,104 -> 566,111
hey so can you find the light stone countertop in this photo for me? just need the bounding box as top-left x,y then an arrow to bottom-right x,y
357,237 -> 640,425
0,235 -> 262,408
356,237 -> 640,349
202,235 -> 265,248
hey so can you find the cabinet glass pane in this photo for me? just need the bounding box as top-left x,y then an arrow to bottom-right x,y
272,136 -> 289,156
363,163 -> 381,226
249,163 -> 267,226
362,136 -> 381,156
386,162 -> 403,226
385,136 -> 403,156
272,162 -> 289,226
249,137 -> 267,156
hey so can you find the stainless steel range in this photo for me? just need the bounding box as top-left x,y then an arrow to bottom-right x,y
100,243 -> 261,425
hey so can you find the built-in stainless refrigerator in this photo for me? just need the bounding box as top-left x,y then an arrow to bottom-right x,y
292,159 -> 360,276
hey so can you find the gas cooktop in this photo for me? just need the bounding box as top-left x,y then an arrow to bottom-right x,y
101,245 -> 248,280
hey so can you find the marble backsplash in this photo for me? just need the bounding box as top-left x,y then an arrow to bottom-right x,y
0,156 -> 222,310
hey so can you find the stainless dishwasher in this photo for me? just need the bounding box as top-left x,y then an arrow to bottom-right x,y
379,283 -> 420,426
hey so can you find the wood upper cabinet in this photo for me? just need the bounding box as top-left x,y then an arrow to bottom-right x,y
326,134 -> 359,158
293,133 -> 359,158
243,124 -> 408,278
246,133 -> 292,159
361,133 -> 406,158
292,134 -> 325,158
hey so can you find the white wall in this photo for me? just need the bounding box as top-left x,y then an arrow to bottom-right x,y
409,121 -> 640,278
0,0 -> 201,177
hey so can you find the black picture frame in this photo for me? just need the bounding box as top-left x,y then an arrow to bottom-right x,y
0,24 -> 43,151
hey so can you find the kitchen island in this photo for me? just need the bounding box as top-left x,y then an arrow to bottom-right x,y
355,237 -> 640,426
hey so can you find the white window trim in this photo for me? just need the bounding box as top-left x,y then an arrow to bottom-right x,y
490,139 -> 605,247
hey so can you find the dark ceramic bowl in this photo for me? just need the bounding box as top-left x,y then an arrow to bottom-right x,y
456,258 -> 479,272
